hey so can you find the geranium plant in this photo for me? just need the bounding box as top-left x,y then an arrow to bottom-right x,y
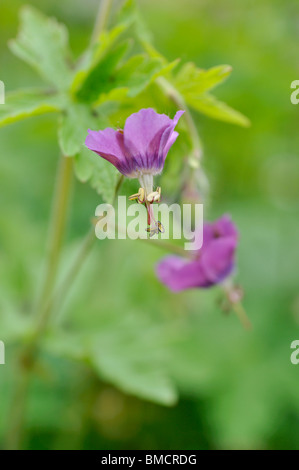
0,0 -> 250,450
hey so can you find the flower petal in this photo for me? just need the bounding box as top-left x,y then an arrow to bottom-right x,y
123,108 -> 184,173
156,215 -> 239,292
161,131 -> 179,159
201,237 -> 237,284
202,214 -> 238,247
85,128 -> 130,175
124,108 -> 171,156
85,109 -> 184,178
159,110 -> 185,158
156,256 -> 209,292
213,214 -> 238,239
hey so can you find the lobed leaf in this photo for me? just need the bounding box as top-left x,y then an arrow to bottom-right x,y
187,93 -> 251,127
91,350 -> 178,406
75,146 -> 118,204
70,25 -> 128,95
43,317 -> 178,407
174,62 -> 232,95
75,41 -> 130,103
109,54 -> 166,98
171,62 -> 250,127
0,88 -> 61,127
58,102 -> 108,156
9,6 -> 73,90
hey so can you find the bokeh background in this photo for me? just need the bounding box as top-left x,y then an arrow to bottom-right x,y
1,0 -> 299,450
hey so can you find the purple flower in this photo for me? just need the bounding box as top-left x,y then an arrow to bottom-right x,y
85,108 -> 184,195
156,215 -> 238,292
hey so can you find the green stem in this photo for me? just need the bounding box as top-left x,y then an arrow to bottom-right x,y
140,238 -> 190,258
157,77 -> 203,168
91,0 -> 114,44
4,155 -> 73,450
35,156 -> 73,316
37,228 -> 96,330
113,174 -> 124,200
37,174 -> 124,328
4,362 -> 31,450
4,0 -> 116,451
232,301 -> 252,331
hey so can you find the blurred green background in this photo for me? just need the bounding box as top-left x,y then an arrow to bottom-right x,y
1,0 -> 299,450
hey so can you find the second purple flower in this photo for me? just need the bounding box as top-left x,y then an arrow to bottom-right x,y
156,215 -> 238,292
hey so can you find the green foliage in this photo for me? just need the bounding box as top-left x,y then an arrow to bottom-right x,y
1,0 -> 250,409
58,102 -> 107,157
9,6 -> 73,91
4,1 -> 248,186
0,295 -> 33,343
1,0 -> 299,451
87,319 -> 177,405
0,89 -> 61,127
172,63 -> 250,126
174,63 -> 232,94
188,93 -> 250,127
75,41 -> 131,103
75,147 -> 118,203
70,25 -> 128,95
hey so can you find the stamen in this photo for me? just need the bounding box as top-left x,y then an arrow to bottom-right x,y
128,193 -> 139,201
138,188 -> 145,204
128,183 -> 164,236
146,187 -> 161,202
128,188 -> 145,203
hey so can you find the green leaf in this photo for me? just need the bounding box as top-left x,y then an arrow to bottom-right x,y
118,0 -> 153,44
58,102 -> 107,156
58,103 -> 119,197
151,58 -> 180,82
187,93 -> 251,127
75,146 -> 118,203
76,41 -> 130,103
93,87 -> 129,108
174,63 -> 233,95
91,350 -> 177,406
73,0 -> 171,105
70,25 -> 128,95
0,88 -> 61,127
117,0 -> 138,29
71,0 -> 138,96
9,6 -> 73,90
0,290 -> 33,343
79,51 -> 170,106
109,54 -> 165,98
43,325 -> 178,407
88,323 -> 178,406
171,62 -> 250,126
142,40 -> 171,62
